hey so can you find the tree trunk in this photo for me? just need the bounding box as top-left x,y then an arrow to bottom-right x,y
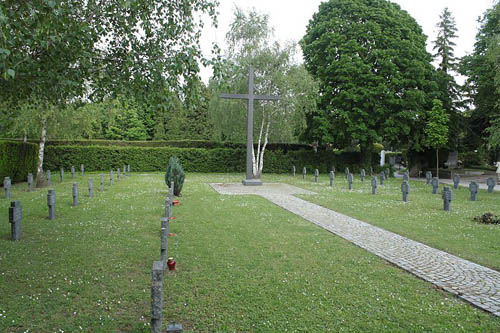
36,120 -> 47,188
258,113 -> 271,176
436,148 -> 439,179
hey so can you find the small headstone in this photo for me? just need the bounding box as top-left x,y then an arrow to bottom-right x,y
166,323 -> 183,333
442,186 -> 453,211
60,167 -> 64,182
329,171 -> 334,187
88,178 -> 93,198
127,164 -> 130,176
347,173 -> 353,190
4,176 -> 11,199
379,172 -> 385,186
27,173 -> 33,192
425,171 -> 432,185
487,177 -> 496,193
401,181 -> 409,202
161,217 -> 169,268
80,164 -> 84,176
169,181 -> 174,203
151,261 -> 164,333
117,168 -> 121,181
302,167 -> 306,180
110,170 -> 114,185
314,169 -> 319,183
469,182 -> 478,201
46,170 -> 51,186
165,198 -> 172,220
360,169 -> 366,182
292,165 -> 296,177
72,183 -> 78,206
47,190 -> 56,220
123,165 -> 127,179
403,171 -> 409,182
71,166 -> 75,179
431,177 -> 439,194
100,174 -> 104,192
453,174 -> 460,190
371,176 -> 377,195
9,200 -> 22,241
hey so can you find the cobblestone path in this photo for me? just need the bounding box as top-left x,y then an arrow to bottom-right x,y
211,183 -> 500,316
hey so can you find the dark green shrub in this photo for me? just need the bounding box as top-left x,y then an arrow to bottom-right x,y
460,151 -> 485,168
0,140 -> 38,183
165,156 -> 185,196
474,213 -> 500,224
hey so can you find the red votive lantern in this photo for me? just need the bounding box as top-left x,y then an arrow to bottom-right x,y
167,257 -> 176,271
169,233 -> 174,237
173,200 -> 180,206
169,216 -> 176,220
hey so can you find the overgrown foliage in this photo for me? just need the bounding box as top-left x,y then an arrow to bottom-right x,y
474,213 -> 500,224
165,156 -> 185,196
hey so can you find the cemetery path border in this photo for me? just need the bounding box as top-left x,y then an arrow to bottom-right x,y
210,183 -> 500,317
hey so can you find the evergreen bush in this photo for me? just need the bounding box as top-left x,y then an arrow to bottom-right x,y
165,156 -> 185,196
0,140 -> 38,183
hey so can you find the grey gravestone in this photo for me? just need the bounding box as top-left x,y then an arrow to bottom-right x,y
4,176 -> 11,199
110,170 -> 114,185
9,200 -> 22,241
27,173 -> 33,192
161,217 -> 169,268
100,174 -> 104,192
117,168 -> 121,181
166,323 -> 183,333
403,171 -> 409,182
401,181 -> 410,202
442,186 -> 453,211
72,183 -> 78,206
169,181 -> 174,203
469,182 -> 478,201
453,174 -> 460,190
347,173 -> 353,190
60,168 -> 64,182
292,165 -> 296,177
88,178 -> 93,198
431,177 -> 439,194
127,164 -> 130,176
165,198 -> 172,220
329,171 -> 334,187
151,260 -> 164,333
220,66 -> 279,186
46,170 -> 51,186
371,176 -> 377,195
80,164 -> 84,176
47,190 -> 56,220
71,166 -> 75,179
302,167 -> 306,180
487,177 -> 496,193
379,172 -> 385,186
314,169 -> 319,183
360,169 -> 366,182
425,171 -> 432,185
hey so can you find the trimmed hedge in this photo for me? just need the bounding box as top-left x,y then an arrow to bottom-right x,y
0,140 -> 38,183
43,145 -> 380,174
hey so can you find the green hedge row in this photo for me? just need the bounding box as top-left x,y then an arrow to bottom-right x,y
43,145 -> 380,174
0,140 -> 38,183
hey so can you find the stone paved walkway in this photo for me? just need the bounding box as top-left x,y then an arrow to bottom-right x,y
210,183 -> 500,316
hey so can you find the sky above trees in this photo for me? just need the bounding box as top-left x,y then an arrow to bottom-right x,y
200,0 -> 495,82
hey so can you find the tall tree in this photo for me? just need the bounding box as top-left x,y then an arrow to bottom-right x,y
432,7 -> 462,150
0,0 -> 219,186
424,99 -> 449,178
300,0 -> 437,166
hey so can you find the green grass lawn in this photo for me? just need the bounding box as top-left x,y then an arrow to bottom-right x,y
1,172 -> 500,331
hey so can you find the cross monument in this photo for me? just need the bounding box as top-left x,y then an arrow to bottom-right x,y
220,67 -> 280,186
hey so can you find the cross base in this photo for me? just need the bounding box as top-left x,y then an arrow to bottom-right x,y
242,178 -> 263,186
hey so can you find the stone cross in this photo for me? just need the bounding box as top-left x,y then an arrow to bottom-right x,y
4,176 -> 11,199
302,167 -> 306,180
431,177 -> 439,194
360,169 -> 366,182
117,168 -> 121,181
151,260 -> 164,333
292,165 -> 296,177
220,66 -> 280,186
72,183 -> 78,206
379,172 -> 385,186
314,169 -> 319,183
442,186 -> 453,211
88,178 -> 93,198
401,181 -> 410,202
71,166 -> 75,179
425,171 -> 432,185
371,176 -> 377,194
161,217 -> 169,268
46,170 -> 51,186
403,171 -> 409,182
110,170 -> 114,185
47,189 -> 56,220
100,174 -> 104,192
169,181 -> 174,203
453,174 -> 460,190
329,171 -> 334,187
60,167 -> 64,182
27,173 -> 33,192
347,173 -> 353,190
9,200 -> 22,241
487,177 -> 496,193
80,164 -> 84,176
165,198 -> 172,220
469,182 -> 478,201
